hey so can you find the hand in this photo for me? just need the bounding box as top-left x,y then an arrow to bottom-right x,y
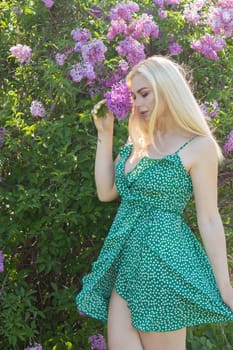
92,100 -> 114,134
219,283 -> 233,312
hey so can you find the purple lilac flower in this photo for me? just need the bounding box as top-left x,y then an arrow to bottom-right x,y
154,0 -> 165,8
10,44 -> 32,64
0,128 -> 6,150
55,53 -> 67,66
0,251 -> 4,272
126,14 -> 159,39
90,5 -> 103,18
104,80 -> 132,120
207,6 -> 233,38
110,1 -> 139,21
224,130 -> 233,153
30,101 -> 46,118
70,62 -> 96,82
89,334 -> 108,350
12,6 -> 22,14
191,34 -> 226,60
78,309 -> 86,316
71,28 -> 91,42
24,344 -> 42,350
166,0 -> 181,4
218,0 -> 233,8
74,42 -> 83,53
116,37 -> 146,67
107,19 -> 127,40
81,39 -> 107,66
169,42 -> 183,55
158,8 -> 168,18
200,100 -> 220,118
41,0 -> 54,8
183,0 -> 206,24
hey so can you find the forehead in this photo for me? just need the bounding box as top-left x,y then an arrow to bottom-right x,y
130,74 -> 151,92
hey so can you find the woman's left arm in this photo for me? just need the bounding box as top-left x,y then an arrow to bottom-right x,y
190,136 -> 233,312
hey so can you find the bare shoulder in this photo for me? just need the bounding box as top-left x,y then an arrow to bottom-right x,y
190,135 -> 218,167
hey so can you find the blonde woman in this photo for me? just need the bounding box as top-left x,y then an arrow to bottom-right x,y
76,56 -> 233,350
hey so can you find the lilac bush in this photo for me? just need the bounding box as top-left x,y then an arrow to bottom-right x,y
0,0 -> 232,349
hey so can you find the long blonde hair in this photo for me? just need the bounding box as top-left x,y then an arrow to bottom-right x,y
126,55 -> 223,160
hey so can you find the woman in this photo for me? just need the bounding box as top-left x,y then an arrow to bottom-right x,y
76,55 -> 233,350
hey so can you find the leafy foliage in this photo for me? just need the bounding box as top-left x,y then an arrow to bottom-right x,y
0,0 -> 232,349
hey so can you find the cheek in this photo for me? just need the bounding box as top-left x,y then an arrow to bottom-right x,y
148,96 -> 156,109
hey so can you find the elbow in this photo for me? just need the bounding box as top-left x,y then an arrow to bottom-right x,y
197,211 -> 222,230
96,191 -> 117,202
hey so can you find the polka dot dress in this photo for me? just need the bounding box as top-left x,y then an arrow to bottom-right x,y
76,139 -> 233,332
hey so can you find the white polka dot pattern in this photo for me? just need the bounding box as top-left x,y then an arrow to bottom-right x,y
76,140 -> 233,331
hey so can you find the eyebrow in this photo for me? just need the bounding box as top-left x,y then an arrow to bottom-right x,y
131,87 -> 149,95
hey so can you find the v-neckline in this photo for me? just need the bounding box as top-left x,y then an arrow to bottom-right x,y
123,144 -> 191,179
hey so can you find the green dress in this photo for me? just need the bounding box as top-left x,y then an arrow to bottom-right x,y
76,138 -> 233,332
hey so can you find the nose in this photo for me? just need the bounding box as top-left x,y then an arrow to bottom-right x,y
134,96 -> 142,108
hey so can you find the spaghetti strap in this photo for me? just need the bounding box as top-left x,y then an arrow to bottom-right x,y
175,136 -> 197,154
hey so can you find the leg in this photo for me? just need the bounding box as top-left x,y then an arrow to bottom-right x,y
139,327 -> 186,350
107,288 -> 144,350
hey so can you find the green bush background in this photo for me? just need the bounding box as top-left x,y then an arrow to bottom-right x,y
0,0 -> 232,349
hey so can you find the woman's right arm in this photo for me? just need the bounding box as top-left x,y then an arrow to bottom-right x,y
94,106 -> 119,202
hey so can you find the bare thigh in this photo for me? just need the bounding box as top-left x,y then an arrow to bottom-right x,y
139,327 -> 186,350
107,288 -> 143,350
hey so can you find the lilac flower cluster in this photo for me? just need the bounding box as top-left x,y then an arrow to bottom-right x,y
183,0 -> 206,24
224,130 -> 233,153
70,62 -> 96,82
10,44 -> 32,64
219,0 -> 233,8
0,251 -> 4,272
41,0 -> 54,8
25,344 -> 42,350
30,100 -> 46,118
200,100 -> 220,118
191,34 -> 226,60
99,60 -> 129,88
207,3 -> 233,38
12,6 -> 22,15
69,28 -> 107,83
126,14 -> 159,39
169,42 -> 183,55
116,36 -> 146,67
71,28 -> 92,42
104,80 -> 132,120
90,5 -> 103,19
158,8 -> 168,19
109,1 -> 139,21
0,128 -> 6,150
55,53 -> 67,66
81,39 -> 107,67
154,0 -> 182,8
88,334 -> 108,350
107,19 -> 127,40
107,2 -> 160,66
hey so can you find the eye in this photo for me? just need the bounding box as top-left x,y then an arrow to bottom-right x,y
142,93 -> 148,98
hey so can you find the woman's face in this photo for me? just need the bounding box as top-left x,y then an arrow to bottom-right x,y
130,74 -> 155,121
